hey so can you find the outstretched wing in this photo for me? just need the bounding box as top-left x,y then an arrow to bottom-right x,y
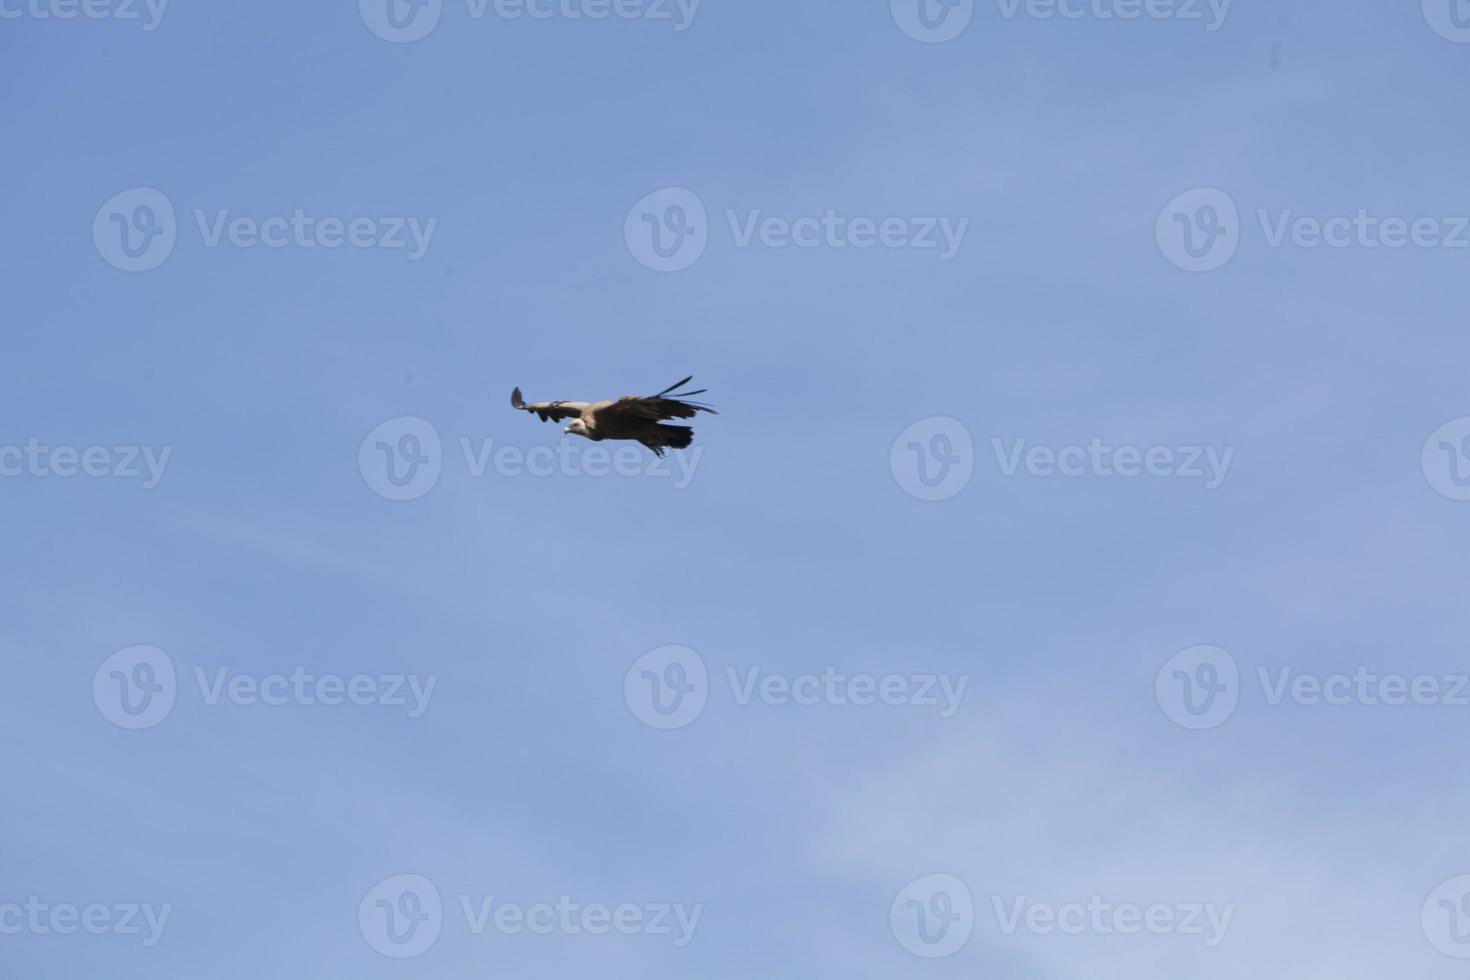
511,387 -> 590,423
594,376 -> 718,425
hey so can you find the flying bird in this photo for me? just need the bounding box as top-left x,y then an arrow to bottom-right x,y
511,377 -> 717,457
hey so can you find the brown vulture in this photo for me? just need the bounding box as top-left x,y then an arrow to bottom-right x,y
511,377 -> 717,457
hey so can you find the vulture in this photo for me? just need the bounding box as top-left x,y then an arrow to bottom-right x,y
511,377 -> 717,457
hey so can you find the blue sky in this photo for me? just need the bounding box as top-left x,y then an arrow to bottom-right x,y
5,1 -> 1470,977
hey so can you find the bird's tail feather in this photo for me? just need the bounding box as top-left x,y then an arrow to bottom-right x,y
659,424 -> 694,449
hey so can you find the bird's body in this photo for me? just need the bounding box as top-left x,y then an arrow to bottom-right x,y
511,377 -> 716,457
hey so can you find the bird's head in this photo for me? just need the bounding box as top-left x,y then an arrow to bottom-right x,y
565,420 -> 588,438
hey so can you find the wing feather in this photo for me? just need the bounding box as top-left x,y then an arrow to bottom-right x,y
511,388 -> 590,423
595,378 -> 718,425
